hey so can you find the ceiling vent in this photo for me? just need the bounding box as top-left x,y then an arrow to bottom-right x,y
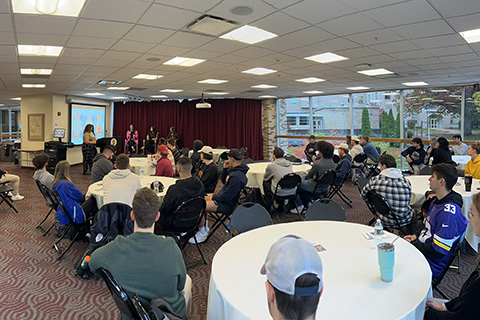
186,15 -> 238,37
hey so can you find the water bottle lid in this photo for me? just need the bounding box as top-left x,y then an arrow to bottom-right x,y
85,256 -> 90,262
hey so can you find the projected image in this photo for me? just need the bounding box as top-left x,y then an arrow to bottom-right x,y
71,104 -> 105,144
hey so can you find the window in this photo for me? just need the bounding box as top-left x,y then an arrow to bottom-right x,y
311,94 -> 349,138
287,116 -> 296,126
430,118 -> 438,129
299,116 -> 309,126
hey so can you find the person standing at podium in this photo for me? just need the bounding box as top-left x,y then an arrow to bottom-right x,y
82,124 -> 97,175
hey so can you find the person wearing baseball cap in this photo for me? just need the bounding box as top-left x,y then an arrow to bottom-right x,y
334,143 -> 352,185
198,146 -> 219,193
154,144 -> 174,177
261,235 -> 323,320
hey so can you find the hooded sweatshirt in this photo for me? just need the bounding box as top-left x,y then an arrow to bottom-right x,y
102,169 -> 142,207
91,153 -> 114,183
263,157 -> 293,196
213,164 -> 249,208
159,176 -> 206,228
191,140 -> 204,172
415,191 -> 468,278
33,170 -> 54,189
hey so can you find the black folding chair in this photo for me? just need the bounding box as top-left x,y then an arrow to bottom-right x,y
0,183 -> 17,213
205,190 -> 243,243
299,170 -> 336,215
284,155 -> 301,163
35,180 -> 58,235
230,202 -> 272,237
327,168 -> 352,208
363,190 -> 411,234
271,173 -> 301,219
305,199 -> 348,221
357,176 -> 369,194
332,154 -> 340,164
99,268 -> 151,320
352,153 -> 367,171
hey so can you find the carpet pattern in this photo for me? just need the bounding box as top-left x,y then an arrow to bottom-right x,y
0,161 -> 477,320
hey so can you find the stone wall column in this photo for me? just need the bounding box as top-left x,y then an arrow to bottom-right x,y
262,99 -> 277,160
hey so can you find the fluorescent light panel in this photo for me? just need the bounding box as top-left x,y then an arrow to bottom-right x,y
11,98 -> 21,100
107,87 -> 130,90
20,68 -> 53,75
197,79 -> 228,84
208,92 -> 229,95
150,95 -> 168,98
296,77 -> 325,83
85,93 -> 104,96
18,45 -> 63,57
242,68 -> 277,75
346,86 -> 370,90
133,74 -> 163,80
163,57 -> 205,67
305,52 -> 348,64
111,97 -> 127,99
220,25 -> 277,44
304,90 -> 324,94
459,28 -> 480,43
358,68 -> 394,76
431,89 -> 450,93
403,82 -> 428,86
251,84 -> 277,89
161,89 -> 183,93
12,0 -> 86,17
22,84 -> 45,88
259,95 -> 277,98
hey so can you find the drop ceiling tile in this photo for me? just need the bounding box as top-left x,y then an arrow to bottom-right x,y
0,46 -> 16,56
101,51 -> 141,61
254,12 -> 309,36
62,48 -> 106,59
337,46 -> 381,59
391,20 -> 456,40
17,33 -> 69,46
111,40 -> 156,53
0,63 -> 20,72
14,15 -> 76,35
73,19 -> 134,39
337,0 -> 413,11
261,0 -> 303,9
427,45 -> 474,57
447,60 -> 480,69
428,0 -> 480,18
139,3 -> 199,29
283,0 -> 354,24
206,0 -> 275,24
19,56 -> 59,64
439,53 -> 479,63
123,25 -> 175,44
197,38 -> 245,54
0,14 -> 13,33
345,28 -> 405,46
0,1 -> 9,13
231,46 -> 275,59
403,57 -> 444,67
92,59 -> 131,68
410,34 -> 466,49
81,0 -> 150,23
0,32 -> 16,45
147,44 -> 190,56
447,13 -> 480,33
389,50 -> 433,60
67,36 -> 117,50
319,13 -> 384,37
369,40 -> 420,54
210,54 -> 252,65
161,31 -> 214,49
154,0 -> 222,13
311,37 -> 362,52
257,37 -> 303,52
182,49 -> 224,60
53,64 -> 90,75
81,66 -> 122,76
282,27 -> 335,45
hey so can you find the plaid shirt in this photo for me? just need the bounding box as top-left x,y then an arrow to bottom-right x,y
361,168 -> 414,228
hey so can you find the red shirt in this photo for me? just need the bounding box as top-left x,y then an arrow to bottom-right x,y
155,157 -> 174,177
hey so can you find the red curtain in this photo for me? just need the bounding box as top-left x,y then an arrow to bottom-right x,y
113,99 -> 264,160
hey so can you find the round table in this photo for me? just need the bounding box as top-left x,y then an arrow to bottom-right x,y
246,162 -> 311,194
406,175 -> 480,252
188,148 -> 229,163
207,221 -> 432,320
86,176 -> 177,208
129,157 -> 156,176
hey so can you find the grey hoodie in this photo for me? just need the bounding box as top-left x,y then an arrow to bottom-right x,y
263,157 -> 294,196
102,169 -> 142,207
33,170 -> 54,189
91,153 -> 114,183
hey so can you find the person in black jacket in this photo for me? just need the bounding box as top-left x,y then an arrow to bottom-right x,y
424,192 -> 480,319
191,139 -> 204,173
198,146 -> 219,193
401,137 -> 426,174
156,157 -> 205,234
432,137 -> 452,165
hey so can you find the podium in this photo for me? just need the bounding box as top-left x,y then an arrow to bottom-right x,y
44,141 -> 73,174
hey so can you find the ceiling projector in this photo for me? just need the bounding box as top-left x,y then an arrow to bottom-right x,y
196,102 -> 211,109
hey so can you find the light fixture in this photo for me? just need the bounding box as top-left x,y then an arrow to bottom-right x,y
160,89 -> 183,93
163,57 -> 205,67
186,15 -> 238,37
432,99 -> 444,102
346,86 -> 370,90
220,25 -> 277,44
12,0 -> 86,17
207,92 -> 229,95
259,95 -> 277,98
11,98 -> 21,101
85,93 -> 104,96
107,87 -> 130,90
22,84 -> 45,88
242,68 -> 277,75
111,97 -> 127,99
0,104 -> 4,107
303,90 -> 324,94
305,52 -> 348,64
197,79 -> 228,84
431,89 -> 450,93
20,68 -> 53,75
358,68 -> 394,76
296,77 -> 325,83
402,82 -> 428,86
459,28 -> 480,43
251,84 -> 277,89
132,74 -> 163,80
150,95 -> 168,98
18,45 -> 63,57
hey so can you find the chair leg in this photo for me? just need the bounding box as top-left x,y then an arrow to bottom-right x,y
193,235 -> 207,265
0,193 -> 18,213
336,189 -> 353,208
57,231 -> 80,261
36,207 -> 54,230
43,221 -> 55,236
434,286 -> 450,300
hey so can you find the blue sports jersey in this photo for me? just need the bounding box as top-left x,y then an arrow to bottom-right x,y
418,195 -> 468,278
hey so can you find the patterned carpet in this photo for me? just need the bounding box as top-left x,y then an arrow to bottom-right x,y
0,161 -> 477,320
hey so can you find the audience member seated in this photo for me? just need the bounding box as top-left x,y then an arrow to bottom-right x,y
154,145 -> 174,178
32,153 -> 54,189
125,124 -> 138,154
360,135 -> 379,165
263,147 -> 294,211
294,141 -> 335,212
424,192 -> 480,319
425,138 -> 437,165
167,138 -> 181,164
261,235 -> 323,320
350,136 -> 364,182
401,137 -> 427,175
144,126 -> 158,154
432,137 -> 453,165
466,142 -> 480,179
91,146 -> 114,183
361,154 -> 414,230
191,139 -> 204,173
90,188 -> 191,320
334,143 -> 352,185
452,135 -> 468,155
0,169 -> 24,201
404,164 -> 467,279
197,146 -> 219,193
103,154 -> 142,207
305,135 -> 316,162
156,157 -> 205,234
158,138 -> 175,173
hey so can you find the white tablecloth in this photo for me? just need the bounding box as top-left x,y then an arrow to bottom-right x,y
86,176 -> 177,208
128,157 -> 156,176
406,175 -> 480,252
188,148 -> 229,163
207,221 -> 432,320
246,162 -> 311,194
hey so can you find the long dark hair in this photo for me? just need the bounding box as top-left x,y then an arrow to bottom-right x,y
83,124 -> 94,134
437,137 -> 449,151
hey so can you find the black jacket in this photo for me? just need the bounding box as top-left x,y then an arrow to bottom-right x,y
199,162 -> 219,193
212,164 -> 249,205
432,148 -> 452,165
191,140 -> 204,173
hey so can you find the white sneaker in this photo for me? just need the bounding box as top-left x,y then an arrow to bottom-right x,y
290,205 -> 304,214
188,226 -> 210,244
7,191 -> 12,197
11,194 -> 24,201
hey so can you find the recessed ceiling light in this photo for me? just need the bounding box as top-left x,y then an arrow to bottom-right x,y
358,68 -> 394,76
304,90 -> 324,94
107,87 -> 130,90
346,86 -> 370,90
305,52 -> 348,64
230,6 -> 254,16
402,82 -> 428,86
163,57 -> 205,67
242,67 -> 277,75
431,89 -> 450,93
18,45 -> 63,57
12,0 -> 86,17
220,25 -> 278,44
459,28 -> 480,43
251,84 -> 277,89
133,74 -> 163,80
208,92 -> 229,95
259,95 -> 277,98
20,68 -> 53,75
85,93 -> 104,96
11,97 -> 21,101
161,89 -> 183,93
0,104 -> 4,107
150,95 -> 168,98
22,84 -> 46,88
111,97 -> 127,99
296,77 -> 326,83
146,57 -> 161,62
197,79 -> 228,84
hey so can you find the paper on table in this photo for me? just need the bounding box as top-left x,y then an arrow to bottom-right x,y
312,241 -> 327,253
363,232 -> 392,240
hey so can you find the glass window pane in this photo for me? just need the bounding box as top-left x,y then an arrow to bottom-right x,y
278,97 -> 310,136
465,86 -> 480,141
311,95 -> 350,137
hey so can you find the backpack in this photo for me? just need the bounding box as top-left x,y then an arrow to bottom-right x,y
238,187 -> 267,208
148,297 -> 183,320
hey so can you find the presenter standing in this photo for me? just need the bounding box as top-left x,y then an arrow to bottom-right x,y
82,124 -> 97,175
167,126 -> 179,147
126,124 -> 138,154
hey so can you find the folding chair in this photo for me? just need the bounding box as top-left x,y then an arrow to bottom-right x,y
205,190 -> 243,243
239,146 -> 248,157
241,158 -> 254,164
299,170 -> 336,215
271,173 -> 301,219
0,183 -> 17,213
230,202 -> 272,237
99,268 -> 152,320
35,180 -> 58,235
332,154 -> 340,164
357,176 -> 369,194
180,147 -> 189,157
327,168 -> 352,208
284,155 -> 301,163
90,202 -> 133,250
418,166 -> 431,175
305,199 -> 348,221
168,197 -> 207,265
